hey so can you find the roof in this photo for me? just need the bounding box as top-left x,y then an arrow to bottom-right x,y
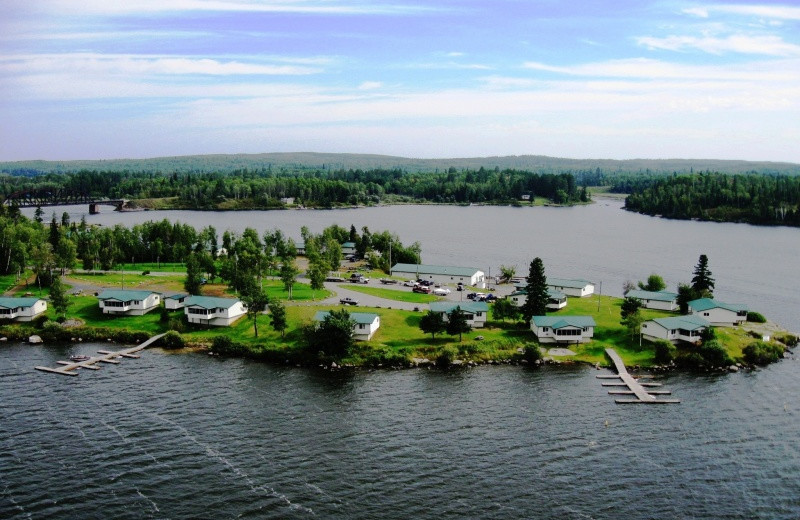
509,288 -> 566,299
165,293 -> 189,300
341,242 -> 356,248
649,315 -> 710,331
97,290 -> 157,301
0,297 -> 43,309
430,301 -> 489,314
184,295 -> 241,309
531,315 -> 596,328
625,290 -> 677,302
688,298 -> 747,313
547,278 -> 594,289
313,311 -> 379,325
391,263 -> 483,278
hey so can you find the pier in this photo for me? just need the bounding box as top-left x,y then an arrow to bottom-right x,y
35,333 -> 166,376
599,348 -> 680,404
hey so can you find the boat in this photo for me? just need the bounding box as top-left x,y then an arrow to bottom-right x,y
69,355 -> 91,362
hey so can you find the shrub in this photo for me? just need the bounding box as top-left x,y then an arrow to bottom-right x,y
168,317 -> 186,332
747,311 -> 767,323
32,315 -> 49,329
160,307 -> 170,323
211,335 -> 247,356
777,334 -> 798,347
435,345 -> 459,367
142,270 -> 151,276
699,340 -> 733,367
523,344 -> 542,363
653,340 -> 676,364
160,331 -> 185,350
747,330 -> 762,339
743,341 -> 784,365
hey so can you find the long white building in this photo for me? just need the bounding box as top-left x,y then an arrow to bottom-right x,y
390,263 -> 485,288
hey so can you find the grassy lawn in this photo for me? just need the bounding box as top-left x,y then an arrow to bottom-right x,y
117,262 -> 187,272
0,273 -> 21,293
337,284 -> 440,304
66,271 -> 186,293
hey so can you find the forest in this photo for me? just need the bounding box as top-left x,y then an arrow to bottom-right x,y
623,172 -> 800,226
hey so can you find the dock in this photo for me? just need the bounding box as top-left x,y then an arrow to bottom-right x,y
599,348 -> 680,404
35,333 -> 166,376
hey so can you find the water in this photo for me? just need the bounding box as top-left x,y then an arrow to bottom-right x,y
28,201 -> 800,331
1,343 -> 799,519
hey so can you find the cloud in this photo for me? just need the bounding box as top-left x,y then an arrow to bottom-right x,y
683,4 -> 800,21
636,34 -> 800,56
358,81 -> 382,90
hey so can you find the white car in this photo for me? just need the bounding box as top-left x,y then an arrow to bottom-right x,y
403,280 -> 417,287
433,287 -> 451,296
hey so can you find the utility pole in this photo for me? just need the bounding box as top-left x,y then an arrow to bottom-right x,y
597,280 -> 602,312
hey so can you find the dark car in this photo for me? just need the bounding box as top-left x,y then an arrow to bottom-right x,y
339,297 -> 359,306
412,285 -> 431,294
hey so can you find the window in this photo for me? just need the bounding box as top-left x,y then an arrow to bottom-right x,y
359,324 -> 365,329
704,312 -> 710,316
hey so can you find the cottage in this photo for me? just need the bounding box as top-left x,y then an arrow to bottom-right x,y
687,298 -> 747,326
530,316 -> 596,344
641,315 -> 710,344
97,290 -> 160,316
280,197 -> 295,205
0,297 -> 47,322
314,311 -> 380,340
625,289 -> 678,311
429,301 -> 489,328
341,242 -> 356,255
294,242 -> 306,255
508,288 -> 567,311
184,295 -> 247,326
546,278 -> 595,297
164,293 -> 189,310
391,263 -> 485,288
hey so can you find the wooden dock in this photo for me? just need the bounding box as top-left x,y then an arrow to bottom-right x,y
600,348 -> 680,404
35,333 -> 166,376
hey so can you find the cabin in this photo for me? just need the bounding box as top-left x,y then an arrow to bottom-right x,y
294,242 -> 306,255
0,297 -> 47,322
164,293 -> 189,310
625,289 -> 678,311
687,298 -> 747,326
530,316 -> 596,344
341,242 -> 356,256
641,315 -> 710,345
97,290 -> 160,316
313,311 -> 380,341
391,263 -> 486,288
280,197 -> 295,205
508,288 -> 567,311
184,295 -> 247,326
546,278 -> 595,297
429,301 -> 489,328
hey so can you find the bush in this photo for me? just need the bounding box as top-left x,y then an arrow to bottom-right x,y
699,340 -> 733,367
743,341 -> 784,365
777,334 -> 798,347
653,340 -> 676,364
747,311 -> 767,323
32,315 -> 49,329
168,317 -> 186,332
211,335 -> 248,356
160,331 -> 185,350
435,345 -> 459,367
142,270 -> 151,276
160,307 -> 170,323
523,344 -> 542,363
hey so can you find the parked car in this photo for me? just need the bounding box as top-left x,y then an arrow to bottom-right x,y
412,285 -> 431,294
484,293 -> 497,302
339,297 -> 358,305
403,280 -> 417,287
469,292 -> 486,301
433,287 -> 451,296
380,278 -> 398,285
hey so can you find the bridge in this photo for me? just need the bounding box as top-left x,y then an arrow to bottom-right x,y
2,187 -> 129,214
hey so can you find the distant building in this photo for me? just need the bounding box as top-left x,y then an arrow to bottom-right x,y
184,296 -> 247,326
164,293 -> 189,310
391,263 -> 485,288
429,301 -> 489,328
530,316 -> 596,344
97,290 -> 160,316
509,288 -> 567,311
625,289 -> 678,311
547,278 -> 595,298
314,311 -> 380,340
0,297 -> 47,322
341,242 -> 356,255
280,197 -> 295,205
641,315 -> 710,344
520,194 -> 531,201
687,298 -> 747,326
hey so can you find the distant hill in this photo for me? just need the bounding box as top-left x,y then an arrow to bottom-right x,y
2,152 -> 799,175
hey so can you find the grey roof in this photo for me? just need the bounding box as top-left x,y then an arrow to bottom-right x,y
314,311 -> 379,325
626,290 -> 678,302
547,278 -> 594,289
0,297 -> 43,309
510,288 -> 566,299
649,315 -> 710,331
391,263 -> 483,277
430,301 -> 489,314
97,290 -> 157,301
531,316 -> 596,328
688,298 -> 747,313
165,293 -> 189,300
184,295 -> 241,309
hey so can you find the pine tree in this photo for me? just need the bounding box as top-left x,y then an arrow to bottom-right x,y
691,254 -> 715,296
446,307 -> 471,342
522,257 -> 548,324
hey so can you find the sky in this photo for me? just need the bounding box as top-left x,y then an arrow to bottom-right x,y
1,0 -> 799,162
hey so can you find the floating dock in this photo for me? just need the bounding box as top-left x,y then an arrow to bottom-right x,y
599,348 -> 680,404
35,333 -> 166,376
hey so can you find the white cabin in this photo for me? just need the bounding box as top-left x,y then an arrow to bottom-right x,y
314,311 -> 381,340
625,289 -> 678,311
641,315 -> 710,345
687,298 -> 747,326
164,293 -> 189,310
547,278 -> 595,298
429,301 -> 489,328
184,295 -> 247,326
530,316 -> 596,344
97,290 -> 160,316
391,263 -> 485,288
0,297 -> 47,322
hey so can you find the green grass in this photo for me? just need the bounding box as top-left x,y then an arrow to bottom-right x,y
66,271 -> 186,293
117,262 -> 187,272
337,284 -> 440,303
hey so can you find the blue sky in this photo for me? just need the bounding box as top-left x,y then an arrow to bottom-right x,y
1,0 -> 799,162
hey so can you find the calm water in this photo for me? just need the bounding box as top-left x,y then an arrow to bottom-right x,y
29,201 -> 800,331
1,342 -> 799,520
7,202 -> 799,519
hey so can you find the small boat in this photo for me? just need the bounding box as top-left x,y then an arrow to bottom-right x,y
69,355 -> 91,362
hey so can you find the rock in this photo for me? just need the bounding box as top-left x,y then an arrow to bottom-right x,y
475,335 -> 484,341
728,365 -> 739,372
451,359 -> 463,366
28,335 -> 43,344
0,337 -> 7,342
331,362 -> 338,368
